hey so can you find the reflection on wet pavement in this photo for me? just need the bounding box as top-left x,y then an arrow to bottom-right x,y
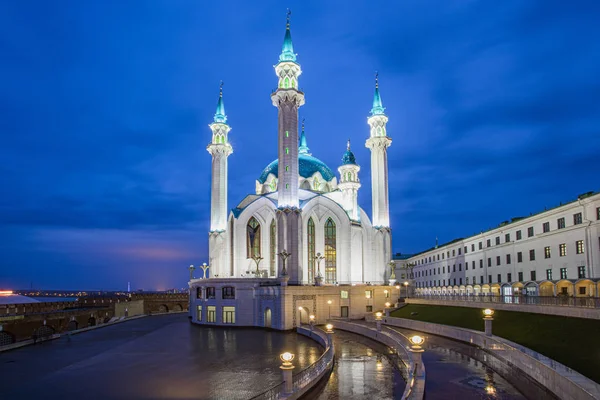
313,330 -> 405,399
0,314 -> 322,400
389,326 -> 552,400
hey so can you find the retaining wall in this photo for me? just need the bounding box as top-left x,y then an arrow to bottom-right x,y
383,316 -> 600,400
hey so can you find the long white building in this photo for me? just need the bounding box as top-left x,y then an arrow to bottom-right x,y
399,191 -> 600,298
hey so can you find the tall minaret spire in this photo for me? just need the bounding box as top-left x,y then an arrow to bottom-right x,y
208,81 -> 232,232
272,10 -> 305,284
272,9 -> 304,208
366,72 -> 392,227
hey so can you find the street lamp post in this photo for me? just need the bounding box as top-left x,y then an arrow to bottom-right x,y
314,253 -> 325,286
375,311 -> 383,332
385,302 -> 391,317
483,308 -> 494,337
327,300 -> 332,319
404,281 -> 409,298
199,263 -> 210,279
277,250 -> 291,276
188,264 -> 196,281
309,314 -> 315,332
388,260 -> 397,286
280,352 -> 295,394
297,306 -> 304,325
409,335 -> 425,378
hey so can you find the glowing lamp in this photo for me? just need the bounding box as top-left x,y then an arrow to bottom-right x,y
409,335 -> 424,346
298,307 -> 303,311
483,308 -> 494,318
280,352 -> 295,367
395,285 -> 400,289
384,289 -> 389,294
309,314 -> 315,321
385,302 -> 391,308
325,323 -> 334,333
375,312 -> 383,320
404,281 -> 409,286
327,300 -> 332,305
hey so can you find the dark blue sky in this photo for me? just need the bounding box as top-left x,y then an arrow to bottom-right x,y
1,1 -> 599,291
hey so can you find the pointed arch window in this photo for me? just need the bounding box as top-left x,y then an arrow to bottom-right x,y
270,220 -> 276,277
284,77 -> 290,89
324,218 -> 336,284
307,218 -> 315,283
247,217 -> 261,258
313,176 -> 320,191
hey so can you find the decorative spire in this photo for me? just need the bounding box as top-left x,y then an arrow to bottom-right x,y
299,118 -> 310,155
279,9 -> 297,62
370,72 -> 385,116
342,139 -> 357,165
213,81 -> 227,123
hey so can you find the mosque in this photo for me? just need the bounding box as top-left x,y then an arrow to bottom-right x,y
190,14 -> 399,330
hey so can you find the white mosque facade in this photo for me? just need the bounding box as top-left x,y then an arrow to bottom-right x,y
206,17 -> 392,287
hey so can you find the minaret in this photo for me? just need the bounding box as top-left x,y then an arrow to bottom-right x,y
272,11 -> 305,284
271,10 -> 305,208
366,73 -> 392,227
207,83 -> 232,277
338,140 -> 361,221
207,82 -> 233,231
299,118 -> 310,155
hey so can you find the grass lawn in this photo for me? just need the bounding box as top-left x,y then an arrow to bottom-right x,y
390,304 -> 600,383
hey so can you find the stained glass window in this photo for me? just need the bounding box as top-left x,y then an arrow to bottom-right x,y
247,217 -> 261,258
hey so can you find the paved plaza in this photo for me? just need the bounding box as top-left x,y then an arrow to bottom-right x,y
0,314 -> 322,399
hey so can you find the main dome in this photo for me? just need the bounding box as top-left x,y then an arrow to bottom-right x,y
258,153 -> 335,184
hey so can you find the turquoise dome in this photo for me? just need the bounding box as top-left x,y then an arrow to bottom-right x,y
258,154 -> 335,184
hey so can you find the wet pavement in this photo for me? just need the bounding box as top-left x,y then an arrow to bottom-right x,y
388,326 -> 553,400
0,314 -> 323,400
311,329 -> 405,399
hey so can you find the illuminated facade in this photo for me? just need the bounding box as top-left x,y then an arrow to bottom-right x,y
205,14 -> 392,286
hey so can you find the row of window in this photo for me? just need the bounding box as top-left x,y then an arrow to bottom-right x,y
418,266 -> 586,287
196,305 -> 236,323
196,286 -> 236,300
415,240 -> 587,278
415,210 -> 597,266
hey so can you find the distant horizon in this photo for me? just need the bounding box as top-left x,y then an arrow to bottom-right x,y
2,1 -> 599,290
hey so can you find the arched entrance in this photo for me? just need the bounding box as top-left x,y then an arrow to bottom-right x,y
575,279 -> 595,297
67,320 -> 78,331
174,304 -> 183,312
539,281 -> 555,297
159,304 -> 169,313
37,325 -> 55,340
88,317 -> 96,327
264,308 -> 272,328
297,307 -> 309,325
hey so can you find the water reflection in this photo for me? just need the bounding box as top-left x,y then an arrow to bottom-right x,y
314,330 -> 405,399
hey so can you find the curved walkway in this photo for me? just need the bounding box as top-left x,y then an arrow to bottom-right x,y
311,329 -> 405,399
387,326 -> 557,400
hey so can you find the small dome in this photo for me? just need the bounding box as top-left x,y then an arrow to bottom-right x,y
342,149 -> 357,165
258,154 -> 335,184
341,139 -> 358,165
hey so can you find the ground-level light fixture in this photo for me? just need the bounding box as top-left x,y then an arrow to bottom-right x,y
385,302 -> 391,308
325,323 -> 334,333
375,311 -> 383,320
280,352 -> 295,368
483,308 -> 495,318
408,335 -> 425,347
309,314 -> 315,321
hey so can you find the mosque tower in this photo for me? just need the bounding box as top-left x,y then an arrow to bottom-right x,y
338,140 -> 361,221
207,82 -> 232,276
271,11 -> 305,283
366,73 -> 392,228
